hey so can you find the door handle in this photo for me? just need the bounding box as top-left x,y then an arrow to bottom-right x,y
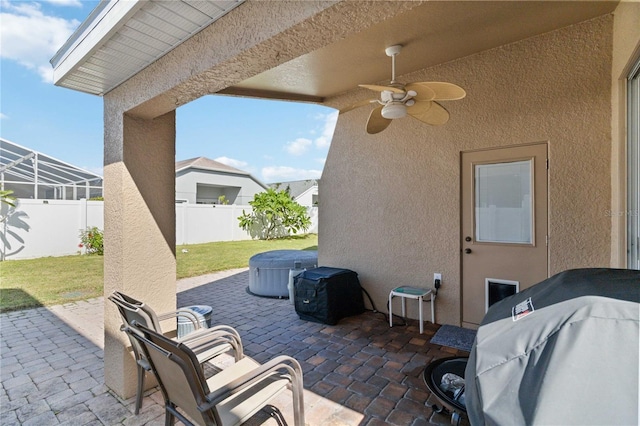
464,248 -> 472,254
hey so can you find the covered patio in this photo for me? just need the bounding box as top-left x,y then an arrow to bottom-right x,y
48,0 -> 640,413
1,269 -> 468,425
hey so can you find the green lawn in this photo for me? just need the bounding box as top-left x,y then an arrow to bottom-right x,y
0,234 -> 317,312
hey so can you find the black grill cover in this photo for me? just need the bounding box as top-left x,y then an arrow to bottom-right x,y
294,267 -> 365,325
465,268 -> 640,426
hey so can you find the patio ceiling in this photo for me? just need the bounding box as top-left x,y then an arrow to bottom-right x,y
52,1 -> 618,101
222,1 -> 619,101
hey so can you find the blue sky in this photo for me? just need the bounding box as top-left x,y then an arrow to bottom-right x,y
0,0 -> 338,183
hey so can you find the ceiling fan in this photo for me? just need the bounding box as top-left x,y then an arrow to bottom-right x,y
341,45 -> 466,134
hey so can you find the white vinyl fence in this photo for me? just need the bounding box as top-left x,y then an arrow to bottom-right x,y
1,199 -> 318,260
175,203 -> 253,245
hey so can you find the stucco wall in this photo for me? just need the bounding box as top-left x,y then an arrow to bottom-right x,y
321,16 -> 614,326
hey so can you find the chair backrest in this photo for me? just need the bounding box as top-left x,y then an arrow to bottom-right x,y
109,291 -> 163,331
128,322 -> 218,425
112,290 -> 142,306
108,292 -> 165,371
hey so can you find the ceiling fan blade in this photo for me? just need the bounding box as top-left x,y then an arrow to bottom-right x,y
366,106 -> 392,134
359,84 -> 405,95
407,100 -> 450,126
405,83 -> 435,102
406,82 -> 466,101
340,99 -> 377,114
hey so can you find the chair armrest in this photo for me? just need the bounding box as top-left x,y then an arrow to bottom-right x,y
180,325 -> 241,344
157,309 -> 201,330
202,355 -> 303,409
180,328 -> 244,361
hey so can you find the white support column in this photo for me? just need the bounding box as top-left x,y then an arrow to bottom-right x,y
79,198 -> 87,255
34,153 -> 39,199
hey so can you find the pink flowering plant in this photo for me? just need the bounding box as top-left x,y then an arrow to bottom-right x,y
79,226 -> 104,255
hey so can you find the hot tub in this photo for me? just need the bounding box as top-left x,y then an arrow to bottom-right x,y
248,250 -> 318,297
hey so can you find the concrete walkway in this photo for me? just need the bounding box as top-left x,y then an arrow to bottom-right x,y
1,269 -> 468,425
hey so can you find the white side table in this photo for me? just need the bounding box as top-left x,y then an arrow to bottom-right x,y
389,286 -> 435,334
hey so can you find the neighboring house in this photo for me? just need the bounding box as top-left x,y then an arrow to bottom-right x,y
51,1 -> 640,400
270,179 -> 319,206
0,141 -> 264,205
0,138 -> 103,200
175,157 -> 266,204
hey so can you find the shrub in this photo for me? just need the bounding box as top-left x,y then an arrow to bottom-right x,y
238,189 -> 311,240
79,226 -> 104,255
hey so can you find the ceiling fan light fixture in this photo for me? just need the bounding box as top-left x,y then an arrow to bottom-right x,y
381,103 -> 407,119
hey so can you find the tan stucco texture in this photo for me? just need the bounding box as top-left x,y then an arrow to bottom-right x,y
321,16 -> 615,326
103,112 -> 177,397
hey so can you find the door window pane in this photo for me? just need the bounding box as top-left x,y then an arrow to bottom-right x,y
475,160 -> 533,244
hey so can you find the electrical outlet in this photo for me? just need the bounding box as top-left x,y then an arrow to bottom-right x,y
434,273 -> 442,285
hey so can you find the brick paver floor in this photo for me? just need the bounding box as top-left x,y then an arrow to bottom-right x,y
1,268 -> 469,425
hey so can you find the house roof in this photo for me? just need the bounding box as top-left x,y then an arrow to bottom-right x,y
51,1 -> 618,101
175,156 -> 248,175
175,156 -> 267,189
270,179 -> 318,200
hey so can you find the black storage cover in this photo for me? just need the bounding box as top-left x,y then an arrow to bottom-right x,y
294,267 -> 365,325
465,268 -> 640,426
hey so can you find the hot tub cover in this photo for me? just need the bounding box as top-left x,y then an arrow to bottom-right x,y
249,250 -> 318,266
465,268 -> 640,426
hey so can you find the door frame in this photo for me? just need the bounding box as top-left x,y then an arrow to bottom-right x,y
460,142 -> 550,326
627,57 -> 640,269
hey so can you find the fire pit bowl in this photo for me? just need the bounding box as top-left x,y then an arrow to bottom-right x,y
423,356 -> 469,425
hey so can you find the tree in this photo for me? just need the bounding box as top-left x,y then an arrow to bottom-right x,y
238,188 -> 311,240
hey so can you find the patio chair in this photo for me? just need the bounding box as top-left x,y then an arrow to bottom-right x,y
127,322 -> 305,426
108,291 -> 243,414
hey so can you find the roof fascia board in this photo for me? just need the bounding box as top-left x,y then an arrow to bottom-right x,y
50,0 -> 145,90
177,165 -> 266,189
247,174 -> 268,190
180,165 -> 249,176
